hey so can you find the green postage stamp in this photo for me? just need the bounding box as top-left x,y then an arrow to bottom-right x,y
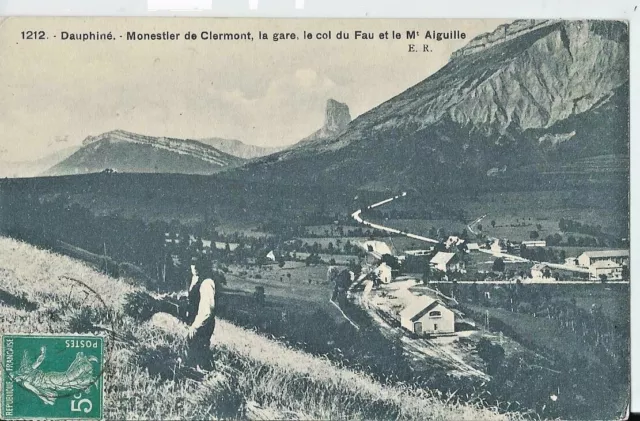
1,334 -> 104,420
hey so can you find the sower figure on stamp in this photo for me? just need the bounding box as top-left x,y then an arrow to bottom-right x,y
185,259 -> 217,372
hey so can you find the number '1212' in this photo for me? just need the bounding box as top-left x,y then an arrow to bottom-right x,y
22,31 -> 45,39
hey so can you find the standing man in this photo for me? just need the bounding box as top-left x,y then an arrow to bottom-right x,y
185,259 -> 217,372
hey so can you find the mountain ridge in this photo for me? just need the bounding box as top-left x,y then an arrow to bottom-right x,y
237,20 -> 629,191
46,129 -> 245,176
196,137 -> 285,159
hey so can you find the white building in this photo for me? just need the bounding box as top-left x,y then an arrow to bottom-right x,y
531,263 -> 550,279
491,239 -> 508,254
362,240 -> 393,258
521,240 -> 547,247
405,249 -> 432,256
564,257 -> 579,266
399,296 -> 455,336
466,242 -> 480,251
578,250 -> 629,268
375,262 -> 393,284
430,252 -> 464,272
589,260 -> 623,281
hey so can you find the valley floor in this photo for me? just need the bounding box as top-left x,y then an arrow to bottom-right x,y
0,237 -> 524,420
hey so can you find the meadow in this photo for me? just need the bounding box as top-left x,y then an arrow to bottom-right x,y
465,305 -> 601,363
0,236 -> 524,420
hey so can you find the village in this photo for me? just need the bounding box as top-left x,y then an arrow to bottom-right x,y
306,192 -> 628,381
152,190 -> 629,384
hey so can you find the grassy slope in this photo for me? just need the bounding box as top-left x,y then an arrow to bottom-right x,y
0,237 -> 524,420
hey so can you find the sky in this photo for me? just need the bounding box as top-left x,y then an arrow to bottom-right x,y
0,17 -> 508,162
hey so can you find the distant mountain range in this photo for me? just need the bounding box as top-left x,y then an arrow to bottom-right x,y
196,137 -> 285,160
237,20 -> 629,191
29,20 -> 630,188
39,98 -> 352,177
0,146 -> 79,178
44,130 -> 245,176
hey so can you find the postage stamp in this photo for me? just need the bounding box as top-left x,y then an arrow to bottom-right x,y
1,334 -> 104,420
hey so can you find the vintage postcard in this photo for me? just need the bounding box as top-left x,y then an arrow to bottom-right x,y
0,17 -> 630,420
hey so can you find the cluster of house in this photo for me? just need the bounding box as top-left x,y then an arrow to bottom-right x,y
489,238 -> 546,254
163,233 -> 239,253
407,236 -> 471,271
529,249 -> 629,281
567,249 -> 629,281
359,239 -> 458,336
368,236 -> 475,286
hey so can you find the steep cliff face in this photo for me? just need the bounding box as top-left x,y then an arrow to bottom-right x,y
46,130 -> 244,176
242,20 -> 628,190
295,99 -> 352,148
324,99 -> 352,133
258,99 -> 352,162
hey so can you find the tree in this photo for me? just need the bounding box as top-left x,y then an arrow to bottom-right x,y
460,228 -> 468,240
529,230 -> 539,240
423,263 -> 432,285
476,338 -> 505,376
256,254 -> 268,266
559,218 -> 567,231
254,286 -> 265,306
491,220 -> 496,228
536,223 -> 542,231
622,265 -> 630,281
381,253 -> 400,270
477,224 -> 483,232
492,257 -> 505,272
599,274 -> 608,283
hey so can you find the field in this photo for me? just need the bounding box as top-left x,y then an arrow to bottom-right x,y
465,304 -> 599,363
222,262 -> 346,322
464,190 -> 628,240
475,216 -> 560,243
458,282 -> 629,362
293,252 -> 359,265
545,283 -> 630,325
0,236 -> 523,420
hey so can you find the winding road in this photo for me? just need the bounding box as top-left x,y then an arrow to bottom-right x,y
350,192 -> 604,279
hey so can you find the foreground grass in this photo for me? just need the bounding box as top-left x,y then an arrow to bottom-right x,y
0,237 -> 525,420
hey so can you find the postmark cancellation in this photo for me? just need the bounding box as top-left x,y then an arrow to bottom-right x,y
1,334 -> 104,420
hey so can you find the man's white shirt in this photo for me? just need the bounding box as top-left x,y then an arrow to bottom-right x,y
189,276 -> 216,331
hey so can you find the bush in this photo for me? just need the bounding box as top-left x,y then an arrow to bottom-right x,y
123,291 -> 184,322
475,338 -> 505,375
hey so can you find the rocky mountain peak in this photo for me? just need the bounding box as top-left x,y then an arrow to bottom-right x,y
246,20 -> 628,191
324,99 -> 351,133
